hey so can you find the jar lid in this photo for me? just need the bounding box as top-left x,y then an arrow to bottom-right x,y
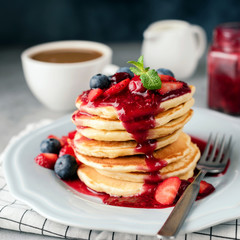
213,22 -> 240,52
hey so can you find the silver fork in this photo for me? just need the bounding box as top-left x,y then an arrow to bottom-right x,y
157,134 -> 232,240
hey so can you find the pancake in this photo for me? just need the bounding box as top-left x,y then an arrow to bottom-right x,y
76,86 -> 195,120
74,79 -> 198,198
77,142 -> 199,197
74,132 -> 191,171
96,142 -> 200,182
72,98 -> 194,131
77,109 -> 193,141
74,128 -> 183,158
177,170 -> 194,180
73,98 -> 194,131
77,165 -> 144,197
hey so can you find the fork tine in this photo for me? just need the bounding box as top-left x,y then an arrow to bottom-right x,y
208,134 -> 219,162
215,135 -> 225,163
201,133 -> 212,161
221,136 -> 232,165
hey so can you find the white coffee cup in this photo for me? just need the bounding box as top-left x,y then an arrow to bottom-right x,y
21,41 -> 117,111
142,20 -> 206,79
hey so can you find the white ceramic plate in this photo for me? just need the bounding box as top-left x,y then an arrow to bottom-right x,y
3,107 -> 240,236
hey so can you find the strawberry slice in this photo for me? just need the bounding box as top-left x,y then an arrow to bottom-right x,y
59,145 -> 76,158
158,80 -> 183,95
88,88 -> 103,101
155,177 -> 181,205
75,95 -> 81,104
103,78 -> 130,97
61,135 -> 68,146
35,153 -> 58,169
199,180 -> 215,194
128,79 -> 146,93
188,178 -> 215,195
68,130 -> 77,139
158,74 -> 176,81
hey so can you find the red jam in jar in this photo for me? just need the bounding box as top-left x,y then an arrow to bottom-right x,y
208,22 -> 240,115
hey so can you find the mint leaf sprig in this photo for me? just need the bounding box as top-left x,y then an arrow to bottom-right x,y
128,56 -> 161,90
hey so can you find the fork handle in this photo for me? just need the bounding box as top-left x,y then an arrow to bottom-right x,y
157,170 -> 206,239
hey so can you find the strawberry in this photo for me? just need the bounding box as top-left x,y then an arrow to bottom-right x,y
47,135 -> 64,147
88,88 -> 103,101
158,74 -> 176,81
131,75 -> 141,81
103,78 -> 130,97
158,80 -> 183,95
155,177 -> 181,205
68,130 -> 77,139
188,178 -> 215,195
35,153 -> 58,169
199,180 -> 214,194
61,135 -> 68,146
75,95 -> 81,104
128,79 -> 146,93
59,145 -> 75,158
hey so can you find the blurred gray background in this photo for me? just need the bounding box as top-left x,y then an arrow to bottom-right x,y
1,0 -> 240,47
0,0 -> 240,143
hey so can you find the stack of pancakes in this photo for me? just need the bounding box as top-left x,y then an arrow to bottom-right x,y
72,85 -> 200,197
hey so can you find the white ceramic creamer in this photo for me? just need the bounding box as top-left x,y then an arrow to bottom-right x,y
142,20 -> 206,79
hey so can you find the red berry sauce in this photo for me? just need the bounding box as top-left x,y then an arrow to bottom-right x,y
79,78 -> 190,173
52,133 -> 227,208
63,177 -> 170,208
135,139 -> 168,172
69,79 -> 192,208
63,156 -> 216,209
59,78 -> 221,208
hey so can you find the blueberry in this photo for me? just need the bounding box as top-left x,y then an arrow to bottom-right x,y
54,154 -> 78,179
90,74 -> 110,89
117,67 -> 134,78
156,68 -> 175,77
40,138 -> 61,154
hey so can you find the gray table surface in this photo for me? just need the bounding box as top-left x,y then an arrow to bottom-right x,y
0,43 -> 239,239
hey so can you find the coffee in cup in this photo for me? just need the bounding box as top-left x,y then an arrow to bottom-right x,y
31,48 -> 103,63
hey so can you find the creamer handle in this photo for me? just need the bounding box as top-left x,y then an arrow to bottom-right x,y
191,25 -> 207,60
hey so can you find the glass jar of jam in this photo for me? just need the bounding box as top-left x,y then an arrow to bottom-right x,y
208,22 -> 240,115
